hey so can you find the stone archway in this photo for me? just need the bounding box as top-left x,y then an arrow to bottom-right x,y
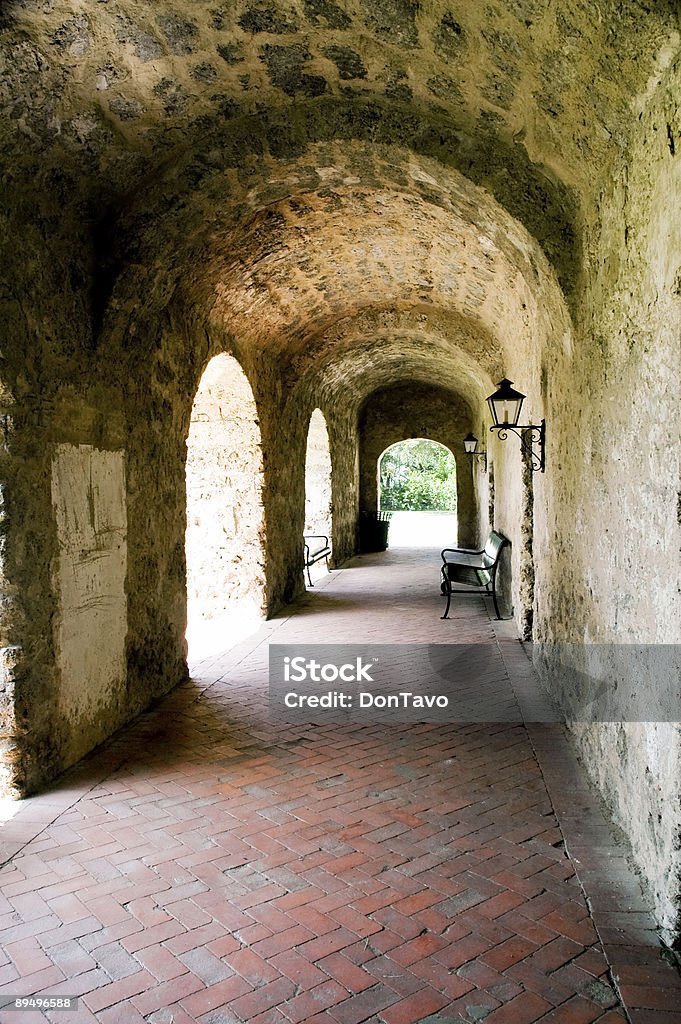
185,353 -> 266,658
359,382 -> 478,549
378,438 -> 457,512
304,409 -> 332,541
377,438 -> 457,549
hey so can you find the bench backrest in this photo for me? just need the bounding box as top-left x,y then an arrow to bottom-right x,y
482,530 -> 508,569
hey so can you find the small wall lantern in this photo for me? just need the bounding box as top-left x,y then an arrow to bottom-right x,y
486,378 -> 546,473
463,432 -> 487,468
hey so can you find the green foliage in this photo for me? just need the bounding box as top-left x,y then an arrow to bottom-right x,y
379,439 -> 456,512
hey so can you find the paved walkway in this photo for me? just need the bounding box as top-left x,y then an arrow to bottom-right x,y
0,549 -> 679,1023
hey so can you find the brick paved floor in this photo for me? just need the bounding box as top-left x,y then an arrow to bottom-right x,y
0,548 -> 679,1023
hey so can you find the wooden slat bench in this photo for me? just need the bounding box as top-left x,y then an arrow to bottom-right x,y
303,534 -> 331,586
440,530 -> 509,620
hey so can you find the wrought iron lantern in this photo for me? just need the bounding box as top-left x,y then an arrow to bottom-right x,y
486,378 -> 546,473
463,432 -> 487,467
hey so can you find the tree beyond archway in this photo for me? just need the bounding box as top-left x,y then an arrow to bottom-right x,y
378,439 -> 457,512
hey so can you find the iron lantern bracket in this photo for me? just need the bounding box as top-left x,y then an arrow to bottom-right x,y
465,450 -> 487,469
489,418 -> 545,473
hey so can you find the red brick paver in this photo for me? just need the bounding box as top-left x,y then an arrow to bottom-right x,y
0,547 -> 678,1022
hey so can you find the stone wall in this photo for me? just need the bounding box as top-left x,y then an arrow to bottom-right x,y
326,401 -> 360,568
532,59 -> 681,941
51,445 -> 127,768
0,203 -> 132,793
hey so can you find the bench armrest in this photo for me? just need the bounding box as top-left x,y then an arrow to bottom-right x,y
304,534 -> 329,545
441,545 -> 484,560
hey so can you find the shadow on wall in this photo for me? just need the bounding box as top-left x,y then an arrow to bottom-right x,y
495,543 -> 514,619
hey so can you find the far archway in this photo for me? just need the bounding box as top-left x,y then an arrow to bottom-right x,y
378,439 -> 457,548
185,353 -> 266,658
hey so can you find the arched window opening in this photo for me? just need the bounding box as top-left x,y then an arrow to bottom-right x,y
378,438 -> 457,548
304,409 -> 332,581
185,354 -> 265,659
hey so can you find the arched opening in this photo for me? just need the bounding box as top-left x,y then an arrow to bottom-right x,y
303,408 -> 333,584
304,409 -> 332,539
185,354 -> 266,659
378,438 -> 457,548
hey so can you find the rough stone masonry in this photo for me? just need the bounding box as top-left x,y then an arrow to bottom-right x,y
0,1 -> 679,942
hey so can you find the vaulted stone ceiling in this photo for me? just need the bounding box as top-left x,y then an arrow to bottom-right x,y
3,0 -> 675,202
1,1 -> 678,408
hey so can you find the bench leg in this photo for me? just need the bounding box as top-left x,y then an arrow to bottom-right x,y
306,563 -> 313,587
490,569 -> 502,620
441,585 -> 452,620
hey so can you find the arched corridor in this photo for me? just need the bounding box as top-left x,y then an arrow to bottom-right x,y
1,0 -> 681,1014
0,549 -> 677,1020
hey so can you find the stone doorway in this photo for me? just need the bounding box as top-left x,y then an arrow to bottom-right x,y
378,438 -> 457,549
185,353 -> 266,659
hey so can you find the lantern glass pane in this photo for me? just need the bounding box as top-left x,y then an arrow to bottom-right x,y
503,396 -> 523,425
487,394 -> 524,426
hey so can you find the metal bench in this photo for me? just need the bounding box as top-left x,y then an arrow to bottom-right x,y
303,534 -> 331,586
440,530 -> 509,620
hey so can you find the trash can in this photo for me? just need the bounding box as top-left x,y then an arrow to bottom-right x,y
359,510 -> 392,553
